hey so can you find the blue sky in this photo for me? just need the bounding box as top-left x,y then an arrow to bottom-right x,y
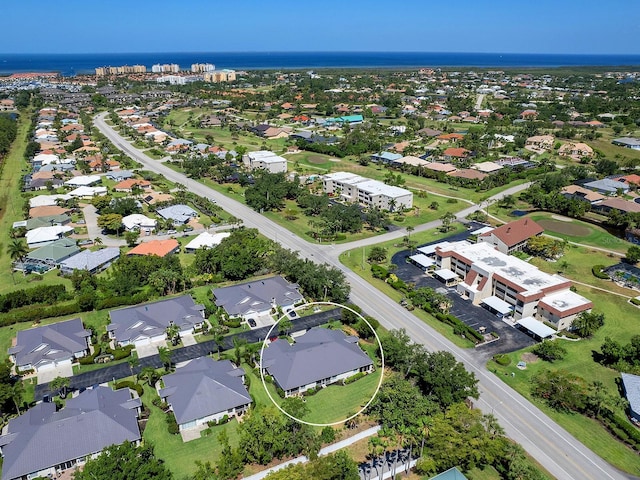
4,0 -> 640,54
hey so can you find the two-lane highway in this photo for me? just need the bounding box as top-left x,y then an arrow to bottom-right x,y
94,113 -> 633,480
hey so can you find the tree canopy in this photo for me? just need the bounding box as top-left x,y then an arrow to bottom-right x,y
73,443 -> 172,480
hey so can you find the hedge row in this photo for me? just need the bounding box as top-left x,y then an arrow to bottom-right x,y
79,345 -> 102,365
343,372 -> 366,385
0,301 -> 82,327
0,284 -> 69,313
601,411 -> 640,451
114,380 -> 143,397
592,265 -> 609,279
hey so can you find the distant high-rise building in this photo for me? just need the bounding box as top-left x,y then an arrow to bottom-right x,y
191,63 -> 215,73
95,65 -> 146,76
152,63 -> 180,73
203,69 -> 237,83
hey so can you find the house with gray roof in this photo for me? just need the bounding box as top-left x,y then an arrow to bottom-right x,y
213,276 -> 304,321
156,204 -> 198,224
13,214 -> 71,231
158,357 -> 251,435
105,170 -> 134,181
107,295 -> 205,348
8,318 -> 90,374
583,178 -> 630,196
262,328 -> 374,397
0,386 -> 141,480
621,373 -> 640,422
60,247 -> 120,275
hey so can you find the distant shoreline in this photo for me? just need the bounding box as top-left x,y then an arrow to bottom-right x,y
1,51 -> 639,76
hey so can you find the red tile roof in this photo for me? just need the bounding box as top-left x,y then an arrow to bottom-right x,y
127,239 -> 179,257
480,218 -> 544,248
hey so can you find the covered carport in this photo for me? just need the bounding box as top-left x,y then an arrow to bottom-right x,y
408,253 -> 435,272
482,296 -> 514,318
516,316 -> 556,340
433,269 -> 459,286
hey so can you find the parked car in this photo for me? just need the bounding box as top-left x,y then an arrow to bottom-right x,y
167,229 -> 177,235
184,226 -> 194,232
247,318 -> 257,327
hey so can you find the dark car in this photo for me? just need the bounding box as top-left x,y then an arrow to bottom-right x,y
247,318 -> 257,327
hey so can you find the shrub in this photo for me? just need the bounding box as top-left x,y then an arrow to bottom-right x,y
0,301 -> 81,327
493,354 -> 511,366
591,265 -> 609,279
223,319 -> 242,328
303,386 -> 320,396
343,372 -> 366,385
533,340 -> 567,362
166,411 -> 180,435
79,345 -> 102,365
114,380 -> 143,397
0,284 -> 69,313
371,264 -> 389,280
108,345 -> 134,361
276,387 -> 285,398
320,426 -> 336,443
631,298 -> 640,306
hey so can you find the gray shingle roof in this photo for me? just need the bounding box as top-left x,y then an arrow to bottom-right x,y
0,387 -> 140,480
622,373 -> 640,419
159,357 -> 251,426
262,328 -> 373,392
107,295 -> 205,344
59,247 -> 120,273
8,318 -> 90,370
213,276 -> 303,317
156,204 -> 198,224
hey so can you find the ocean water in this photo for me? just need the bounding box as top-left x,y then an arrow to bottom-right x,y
1,52 -> 640,76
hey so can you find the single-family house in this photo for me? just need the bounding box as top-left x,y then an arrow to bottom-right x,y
127,239 -> 180,257
67,186 -> 108,198
442,148 -> 470,161
429,467 -> 468,480
59,247 -> 121,275
64,175 -> 101,187
158,357 -> 251,435
262,328 -> 374,397
479,218 -> 544,254
107,295 -> 205,348
213,276 -> 304,321
0,386 -> 141,480
13,214 -> 71,231
560,185 -> 605,205
25,225 -> 74,248
29,194 -> 72,209
593,197 -> 640,215
446,169 -> 487,181
424,162 -> 457,173
370,151 -> 403,164
612,137 -> 640,150
25,238 -> 80,268
621,373 -> 640,422
525,135 -> 554,152
184,232 -> 231,253
583,178 -> 630,196
113,178 -> 151,192
558,142 -> 594,159
157,204 -> 198,225
8,318 -> 91,374
122,214 -> 157,232
106,170 -> 134,181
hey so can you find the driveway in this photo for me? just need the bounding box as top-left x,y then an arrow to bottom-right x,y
180,333 -> 197,346
136,340 -> 165,358
37,363 -> 74,385
82,204 -> 125,247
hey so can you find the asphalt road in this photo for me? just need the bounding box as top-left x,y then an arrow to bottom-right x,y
94,113 -> 634,480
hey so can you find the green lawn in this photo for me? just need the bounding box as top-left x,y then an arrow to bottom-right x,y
529,244 -> 633,297
339,225 -> 475,349
489,283 -> 640,474
526,211 -> 631,253
141,384 -> 240,477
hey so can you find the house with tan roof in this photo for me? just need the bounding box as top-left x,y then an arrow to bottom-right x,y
437,133 -> 464,142
127,239 -> 180,257
479,217 -> 544,254
442,147 -> 470,161
558,142 -> 594,160
424,162 -> 457,173
447,169 -> 487,181
560,185 -> 605,205
525,135 -> 554,152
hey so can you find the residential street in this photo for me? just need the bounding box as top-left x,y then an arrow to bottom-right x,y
94,112 -> 633,480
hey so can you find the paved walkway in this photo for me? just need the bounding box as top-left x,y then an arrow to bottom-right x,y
243,426 -> 382,480
34,308 -> 342,399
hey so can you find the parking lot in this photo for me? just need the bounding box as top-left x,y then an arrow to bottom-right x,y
391,226 -> 536,357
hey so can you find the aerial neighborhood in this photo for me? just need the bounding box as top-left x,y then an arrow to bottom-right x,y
1,58 -> 640,480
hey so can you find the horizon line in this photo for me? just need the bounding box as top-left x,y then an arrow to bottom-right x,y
2,50 -> 640,56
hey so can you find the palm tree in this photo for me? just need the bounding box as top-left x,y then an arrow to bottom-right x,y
7,239 -> 28,263
138,366 -> 159,387
127,357 -> 140,382
158,346 -> 173,372
49,376 -> 70,398
166,323 -> 180,345
93,237 -> 103,247
406,225 -> 414,241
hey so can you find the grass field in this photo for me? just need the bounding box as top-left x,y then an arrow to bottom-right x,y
489,282 -> 640,474
526,211 -> 631,253
339,225 -> 475,349
142,384 -> 240,477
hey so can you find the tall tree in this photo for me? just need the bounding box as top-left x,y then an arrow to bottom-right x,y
73,442 -> 172,480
